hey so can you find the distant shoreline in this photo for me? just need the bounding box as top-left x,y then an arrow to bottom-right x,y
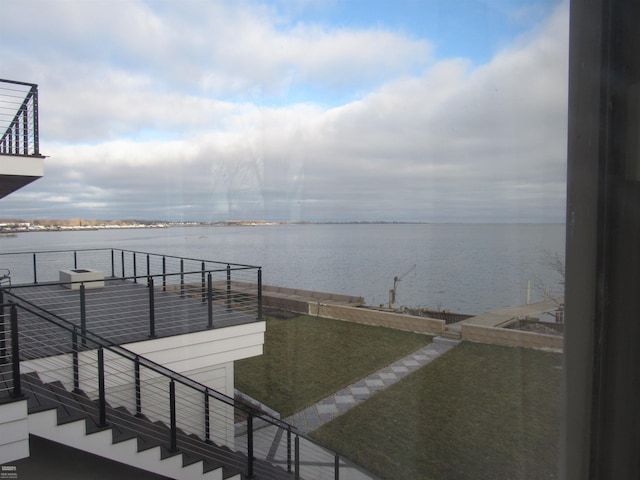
0,219 -> 565,234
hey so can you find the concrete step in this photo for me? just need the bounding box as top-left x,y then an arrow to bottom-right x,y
441,327 -> 462,340
21,372 -> 289,479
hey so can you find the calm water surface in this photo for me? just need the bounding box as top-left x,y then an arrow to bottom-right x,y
0,223 -> 565,315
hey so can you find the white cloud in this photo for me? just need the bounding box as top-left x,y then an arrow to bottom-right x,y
0,0 -> 569,223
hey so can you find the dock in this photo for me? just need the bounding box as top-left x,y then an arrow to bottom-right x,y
461,297 -> 564,328
442,297 -> 564,349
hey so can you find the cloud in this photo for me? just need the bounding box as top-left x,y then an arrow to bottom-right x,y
0,0 -> 569,223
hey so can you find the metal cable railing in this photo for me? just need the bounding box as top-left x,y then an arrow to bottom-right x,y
0,248 -> 259,285
0,248 -> 362,479
0,300 -> 352,479
0,78 -> 40,157
4,274 -> 260,345
0,248 -> 263,345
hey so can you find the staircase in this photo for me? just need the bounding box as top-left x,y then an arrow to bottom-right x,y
19,372 -> 290,480
442,323 -> 462,340
2,273 -> 354,479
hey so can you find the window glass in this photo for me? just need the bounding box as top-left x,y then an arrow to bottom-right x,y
1,1 -> 568,479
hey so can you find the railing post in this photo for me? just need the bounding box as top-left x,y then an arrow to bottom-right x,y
10,304 -> 22,398
134,356 -> 142,417
0,291 -> 5,365
98,348 -> 107,427
17,111 -> 22,154
335,454 -> 340,480
32,85 -> 39,155
72,326 -> 80,393
258,267 -> 263,320
21,104 -> 28,155
162,256 -> 166,291
201,262 -> 206,303
180,259 -> 185,297
295,435 -> 300,480
146,254 -> 150,279
287,426 -> 292,473
111,250 -> 115,277
80,284 -> 87,347
169,380 -> 177,452
32,253 -> 37,284
226,264 -> 232,311
148,277 -> 156,338
247,413 -> 255,479
74,250 -> 78,269
204,389 -> 211,443
133,252 -> 137,283
207,273 -> 214,329
121,250 -> 125,278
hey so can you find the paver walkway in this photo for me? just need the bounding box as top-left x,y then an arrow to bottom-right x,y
284,335 -> 461,434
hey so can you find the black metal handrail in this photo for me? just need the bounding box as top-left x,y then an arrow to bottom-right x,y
0,248 -> 264,334
0,297 -> 349,479
0,78 -> 40,157
0,248 -> 260,286
3,269 -> 262,347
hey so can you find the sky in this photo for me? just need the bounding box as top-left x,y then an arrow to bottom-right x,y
0,0 -> 569,223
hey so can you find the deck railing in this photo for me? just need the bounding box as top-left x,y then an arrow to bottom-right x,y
0,79 -> 40,157
0,298 -> 354,479
0,249 -> 263,343
0,248 -> 260,286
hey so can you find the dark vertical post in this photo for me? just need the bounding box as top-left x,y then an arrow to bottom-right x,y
0,291 -> 5,366
14,113 -> 19,154
80,284 -> 87,346
335,454 -> 340,480
148,277 -> 156,338
257,268 -> 263,320
135,356 -> 142,417
247,414 -> 255,479
169,380 -> 177,452
72,326 -> 80,393
162,256 -> 166,291
98,348 -> 107,427
207,273 -> 213,329
204,389 -> 211,443
287,426 -> 292,473
121,251 -> 125,278
201,262 -> 206,303
32,253 -> 37,284
180,259 -> 185,296
22,105 -> 28,155
111,250 -> 115,278
32,86 -> 39,155
226,264 -> 232,311
74,251 -> 78,269
295,435 -> 300,480
133,252 -> 137,283
146,254 -> 150,279
10,304 -> 21,398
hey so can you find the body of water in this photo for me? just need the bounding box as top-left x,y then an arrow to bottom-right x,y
0,223 -> 565,315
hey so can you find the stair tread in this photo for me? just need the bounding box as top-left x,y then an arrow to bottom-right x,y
19,371 -> 291,479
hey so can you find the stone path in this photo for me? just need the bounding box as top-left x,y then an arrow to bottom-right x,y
284,335 -> 461,433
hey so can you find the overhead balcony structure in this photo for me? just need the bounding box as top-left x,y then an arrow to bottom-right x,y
0,79 -> 44,199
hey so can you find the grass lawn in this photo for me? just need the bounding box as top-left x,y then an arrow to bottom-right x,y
234,314 -> 432,417
312,341 -> 562,480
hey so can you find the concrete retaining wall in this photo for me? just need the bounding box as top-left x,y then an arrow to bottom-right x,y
263,285 -> 364,314
309,302 -> 445,335
462,323 -> 563,350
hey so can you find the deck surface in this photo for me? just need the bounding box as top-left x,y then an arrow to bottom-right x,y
4,279 -> 259,358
